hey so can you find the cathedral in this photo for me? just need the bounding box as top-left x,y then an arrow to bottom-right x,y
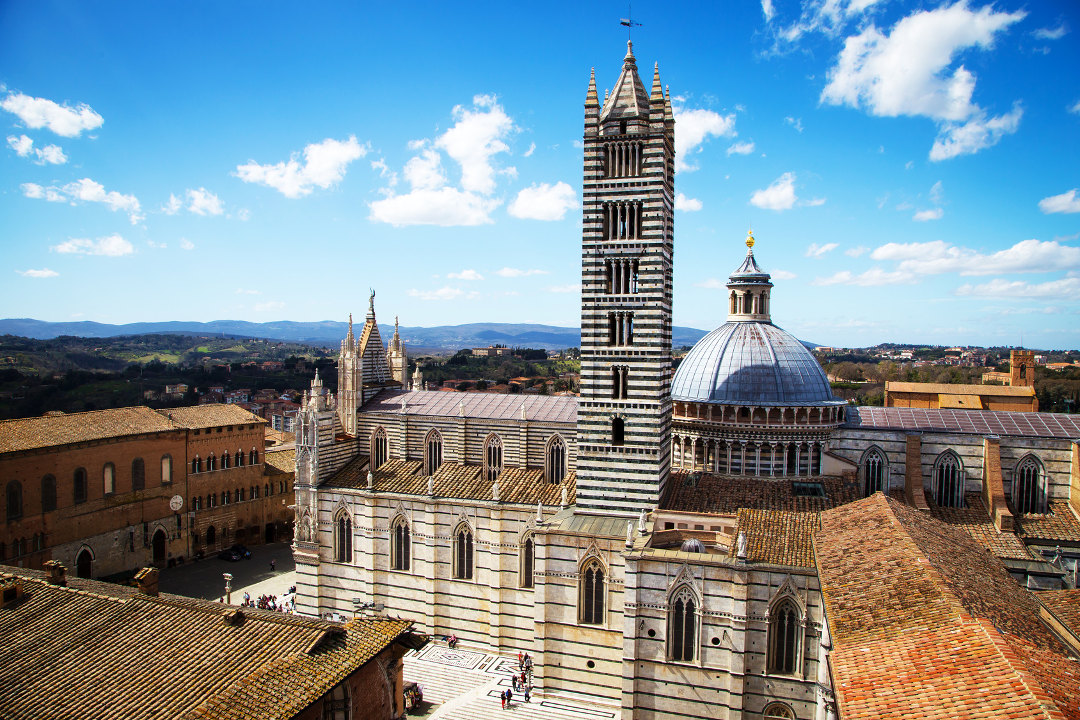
292,43 -> 1080,720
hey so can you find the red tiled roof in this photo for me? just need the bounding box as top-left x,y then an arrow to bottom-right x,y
815,494 -> 1080,720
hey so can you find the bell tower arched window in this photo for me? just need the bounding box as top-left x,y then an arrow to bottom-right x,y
371,427 -> 388,470
862,447 -> 886,496
668,586 -> 697,662
484,434 -> 503,484
579,559 -> 605,625
767,599 -> 801,674
1013,455 -> 1046,514
933,452 -> 964,508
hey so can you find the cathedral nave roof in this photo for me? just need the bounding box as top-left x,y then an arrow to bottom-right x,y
846,405 -> 1080,439
362,389 -> 576,424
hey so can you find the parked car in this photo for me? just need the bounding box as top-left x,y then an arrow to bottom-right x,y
217,548 -> 243,562
227,544 -> 251,559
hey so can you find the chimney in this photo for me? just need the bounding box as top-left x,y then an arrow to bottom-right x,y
1,573 -> 25,609
134,567 -> 159,597
43,560 -> 67,587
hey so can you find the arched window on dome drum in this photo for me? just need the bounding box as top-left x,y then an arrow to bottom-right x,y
933,452 -> 964,508
716,441 -> 728,474
729,291 -> 737,314
862,448 -> 886,496
763,702 -> 795,720
730,442 -> 743,475
580,561 -> 604,625
391,517 -> 410,571
424,429 -> 443,476
668,587 -> 697,662
484,434 -> 503,484
767,599 -> 800,674
371,428 -> 388,471
1013,455 -> 1045,514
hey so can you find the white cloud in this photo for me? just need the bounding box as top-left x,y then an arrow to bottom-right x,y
784,116 -> 804,133
772,269 -> 797,280
508,181 -> 577,221
727,141 -> 755,156
236,208 -> 250,222
17,268 -> 58,278
547,284 -> 581,294
871,238 -> 1080,275
761,0 -> 775,22
51,233 -> 133,256
146,240 -> 166,249
804,197 -> 827,207
370,96 -> 516,227
672,106 -> 737,172
447,269 -> 484,281
179,238 -> 195,251
913,208 -> 944,221
813,267 -> 916,286
523,142 -> 536,157
186,187 -> 224,216
674,193 -> 703,212
1038,189 -> 1080,214
407,286 -> 467,301
750,172 -> 797,211
235,135 -> 367,198
1032,24 -> 1067,40
0,92 -> 103,137
434,94 -> 515,194
772,0 -> 887,44
369,187 -> 499,227
254,301 -> 286,312
162,193 -> 183,215
929,180 -> 944,204
956,277 -> 1080,300
25,178 -> 142,223
845,246 -> 869,257
806,242 -> 839,257
6,134 -> 66,164
235,288 -> 261,295
821,3 -> 1025,160
496,267 -> 548,278
1070,100 -> 1080,115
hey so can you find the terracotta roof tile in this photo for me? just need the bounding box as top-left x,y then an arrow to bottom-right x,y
734,509 -> 818,567
1039,589 -> 1080,641
1016,502 -> 1080,544
156,404 -> 266,429
0,406 -> 179,454
263,447 -> 295,476
928,493 -> 1033,560
324,457 -> 575,506
662,471 -> 857,514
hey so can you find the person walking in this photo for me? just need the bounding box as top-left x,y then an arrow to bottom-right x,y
500,690 -> 506,710
506,688 -> 513,707
270,558 -> 276,572
524,686 -> 530,703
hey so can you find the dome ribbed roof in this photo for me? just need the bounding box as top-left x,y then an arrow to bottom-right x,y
671,322 -> 841,406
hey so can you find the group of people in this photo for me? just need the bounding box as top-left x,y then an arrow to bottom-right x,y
500,652 -> 534,709
241,591 -> 293,613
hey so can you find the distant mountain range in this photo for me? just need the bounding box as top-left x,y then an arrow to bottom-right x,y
0,318 -> 712,352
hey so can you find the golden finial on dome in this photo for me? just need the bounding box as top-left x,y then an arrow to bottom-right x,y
746,226 -> 755,249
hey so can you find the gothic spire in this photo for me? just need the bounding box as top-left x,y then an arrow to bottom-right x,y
650,62 -> 663,101
600,40 -> 651,123
586,68 -> 598,107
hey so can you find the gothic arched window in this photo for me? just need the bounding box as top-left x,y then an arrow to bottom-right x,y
236,450 -> 244,467
1013,455 -> 1046,515
131,457 -> 145,491
933,452 -> 964,508
862,447 -> 886,496
5,481 -> 23,522
250,448 -> 259,465
546,435 -> 567,484
668,586 -> 697,662
335,511 -> 352,564
424,429 -> 443,476
767,599 -> 801,675
221,451 -> 230,470
192,456 -> 201,474
391,517 -> 410,571
207,454 -> 216,472
580,559 -> 605,625
453,524 -> 474,580
763,702 -> 796,720
520,534 -> 534,589
371,428 -> 388,471
484,434 -> 503,484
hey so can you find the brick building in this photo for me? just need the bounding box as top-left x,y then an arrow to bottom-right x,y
1,404 -> 293,578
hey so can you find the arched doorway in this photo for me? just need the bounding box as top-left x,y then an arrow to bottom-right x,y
265,523 -> 275,543
152,528 -> 167,567
206,525 -> 216,547
76,548 -> 93,579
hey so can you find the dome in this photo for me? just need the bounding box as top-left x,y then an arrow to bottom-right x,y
671,322 -> 840,406
680,537 -> 706,553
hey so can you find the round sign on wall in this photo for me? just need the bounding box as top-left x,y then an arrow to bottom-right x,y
169,495 -> 184,512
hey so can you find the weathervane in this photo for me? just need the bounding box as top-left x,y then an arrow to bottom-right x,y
620,3 -> 641,41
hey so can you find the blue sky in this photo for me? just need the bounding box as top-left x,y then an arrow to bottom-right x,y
2,1 -> 1079,349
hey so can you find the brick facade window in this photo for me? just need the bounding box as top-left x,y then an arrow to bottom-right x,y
41,475 -> 56,512
73,468 -> 88,505
131,457 -> 145,491
161,455 -> 172,484
103,463 -> 116,495
5,481 -> 22,522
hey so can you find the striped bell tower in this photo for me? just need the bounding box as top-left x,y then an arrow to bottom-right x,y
575,42 -> 675,514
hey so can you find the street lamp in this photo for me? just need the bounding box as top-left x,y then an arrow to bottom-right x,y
223,572 -> 233,604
